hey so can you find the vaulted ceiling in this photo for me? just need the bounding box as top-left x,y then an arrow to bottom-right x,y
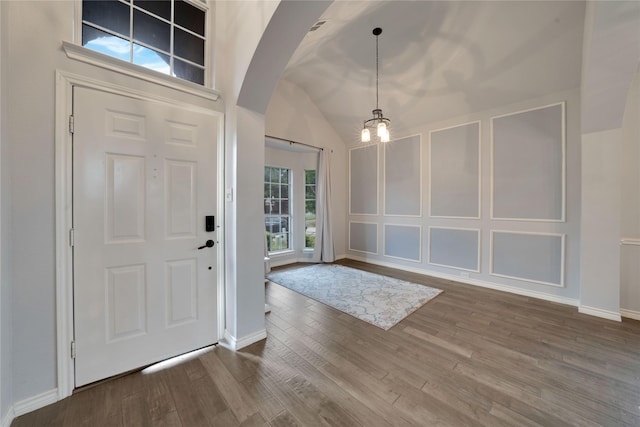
281,1 -> 586,144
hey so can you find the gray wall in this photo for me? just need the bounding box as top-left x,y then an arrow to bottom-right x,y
1,0 -> 12,415
347,88 -> 581,304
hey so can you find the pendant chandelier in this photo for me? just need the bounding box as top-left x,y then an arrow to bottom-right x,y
361,27 -> 390,143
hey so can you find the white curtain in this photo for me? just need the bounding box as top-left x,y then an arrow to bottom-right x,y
312,149 -> 335,262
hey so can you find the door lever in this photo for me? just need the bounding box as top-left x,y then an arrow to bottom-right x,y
198,240 -> 215,250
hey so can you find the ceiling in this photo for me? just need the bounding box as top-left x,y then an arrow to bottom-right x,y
281,0 -> 586,144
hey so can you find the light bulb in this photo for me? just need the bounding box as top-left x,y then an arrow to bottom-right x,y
377,121 -> 387,137
381,128 -> 390,143
361,128 -> 370,142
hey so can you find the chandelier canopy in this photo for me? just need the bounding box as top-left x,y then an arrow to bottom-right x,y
361,27 -> 390,143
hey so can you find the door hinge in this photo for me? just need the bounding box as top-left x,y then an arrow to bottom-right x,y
69,115 -> 75,134
69,228 -> 75,247
70,341 -> 76,359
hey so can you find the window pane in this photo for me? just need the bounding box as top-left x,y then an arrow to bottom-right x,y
174,58 -> 205,85
269,168 -> 280,182
264,167 -> 271,183
281,184 -> 289,199
133,9 -> 170,52
270,232 -> 288,251
305,170 -> 316,185
132,43 -> 170,75
175,0 -> 205,36
83,0 -> 130,37
281,200 -> 289,215
305,200 -> 316,215
305,185 -> 316,200
83,25 -> 131,61
267,184 -> 278,199
133,0 -> 170,20
280,169 -> 289,184
271,200 -> 281,215
174,28 -> 204,65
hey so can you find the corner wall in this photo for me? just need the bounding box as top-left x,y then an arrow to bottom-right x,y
216,1 -> 331,348
265,79 -> 348,265
0,0 -> 12,423
579,0 -> 640,319
620,70 -> 640,318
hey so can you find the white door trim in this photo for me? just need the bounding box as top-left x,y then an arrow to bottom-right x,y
54,70 -> 225,399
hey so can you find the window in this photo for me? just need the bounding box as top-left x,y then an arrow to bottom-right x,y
264,166 -> 290,253
82,0 -> 207,85
304,170 -> 317,249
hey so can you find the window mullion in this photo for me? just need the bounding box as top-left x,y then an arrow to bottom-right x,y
170,0 -> 175,78
129,1 -> 134,62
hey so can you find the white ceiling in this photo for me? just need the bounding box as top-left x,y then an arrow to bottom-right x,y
281,0 -> 586,144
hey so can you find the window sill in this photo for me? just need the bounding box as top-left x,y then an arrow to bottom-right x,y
268,250 -> 295,257
302,248 -> 315,253
62,41 -> 221,102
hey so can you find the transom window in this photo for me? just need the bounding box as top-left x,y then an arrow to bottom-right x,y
264,166 -> 291,253
82,0 -> 207,85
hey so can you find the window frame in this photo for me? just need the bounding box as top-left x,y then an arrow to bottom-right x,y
74,0 -> 214,89
304,169 -> 317,251
264,166 -> 293,255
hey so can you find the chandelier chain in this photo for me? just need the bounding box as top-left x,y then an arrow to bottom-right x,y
375,32 -> 379,110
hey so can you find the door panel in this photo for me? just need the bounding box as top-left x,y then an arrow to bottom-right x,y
73,87 -> 219,387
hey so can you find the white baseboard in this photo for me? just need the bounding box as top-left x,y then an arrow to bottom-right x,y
1,388 -> 58,426
620,308 -> 640,321
14,388 -> 58,417
579,305 -> 622,322
345,255 -> 579,308
220,328 -> 267,351
1,407 -> 14,427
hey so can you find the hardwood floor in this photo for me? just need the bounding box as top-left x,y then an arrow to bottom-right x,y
13,259 -> 640,426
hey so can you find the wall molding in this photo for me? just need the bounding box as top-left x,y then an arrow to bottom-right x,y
221,328 -> 267,351
13,389 -> 58,417
346,254 -> 579,308
383,133 -> 423,218
579,305 -> 622,322
383,223 -> 422,263
348,144 -> 379,216
428,120 -> 481,219
490,101 -> 566,222
1,407 -> 13,427
62,42 -> 220,102
348,221 -> 379,255
489,230 -> 566,288
1,388 -> 59,425
620,238 -> 640,246
428,226 -> 481,272
620,309 -> 640,321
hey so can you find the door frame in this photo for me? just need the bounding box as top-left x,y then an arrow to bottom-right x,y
54,70 -> 225,399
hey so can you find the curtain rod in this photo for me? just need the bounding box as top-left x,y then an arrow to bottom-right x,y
265,134 -> 324,152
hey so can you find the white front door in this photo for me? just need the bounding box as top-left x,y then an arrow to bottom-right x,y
73,87 -> 220,387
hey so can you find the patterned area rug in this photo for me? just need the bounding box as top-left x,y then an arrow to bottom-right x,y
267,264 -> 442,330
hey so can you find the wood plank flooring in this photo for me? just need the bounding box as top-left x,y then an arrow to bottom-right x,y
12,259 -> 640,426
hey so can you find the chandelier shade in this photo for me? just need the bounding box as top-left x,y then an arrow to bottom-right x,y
361,27 -> 391,143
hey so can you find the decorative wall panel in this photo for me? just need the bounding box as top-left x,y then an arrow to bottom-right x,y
430,122 -> 480,218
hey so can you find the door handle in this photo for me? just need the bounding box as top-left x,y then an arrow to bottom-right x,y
198,240 -> 215,250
